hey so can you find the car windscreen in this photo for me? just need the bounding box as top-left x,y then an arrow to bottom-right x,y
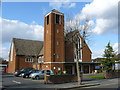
37,70 -> 42,73
21,69 -> 25,71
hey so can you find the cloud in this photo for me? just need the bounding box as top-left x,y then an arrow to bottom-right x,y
0,47 -> 2,58
1,18 -> 44,60
75,0 -> 118,35
92,50 -> 104,59
92,42 -> 120,59
1,47 -> 9,60
113,43 -> 120,54
49,0 -> 76,9
65,3 -> 76,8
0,44 -> 9,60
1,18 -> 44,43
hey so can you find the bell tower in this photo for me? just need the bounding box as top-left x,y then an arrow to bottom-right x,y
44,9 -> 65,72
44,9 -> 65,62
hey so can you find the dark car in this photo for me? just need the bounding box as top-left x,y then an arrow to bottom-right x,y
22,69 -> 39,78
14,68 -> 34,77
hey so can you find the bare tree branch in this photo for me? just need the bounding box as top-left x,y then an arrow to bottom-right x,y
65,15 -> 92,85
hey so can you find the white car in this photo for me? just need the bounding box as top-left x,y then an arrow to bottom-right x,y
30,69 -> 54,80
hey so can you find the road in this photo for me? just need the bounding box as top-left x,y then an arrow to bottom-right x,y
2,74 -> 46,88
1,73 -> 120,89
70,78 -> 119,90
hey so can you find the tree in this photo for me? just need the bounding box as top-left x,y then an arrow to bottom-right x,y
65,16 -> 91,85
100,42 -> 116,72
0,57 -> 8,64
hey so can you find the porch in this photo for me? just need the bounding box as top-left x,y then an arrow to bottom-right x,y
64,62 -> 100,74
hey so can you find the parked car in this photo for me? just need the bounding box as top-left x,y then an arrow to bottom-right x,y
19,68 -> 35,77
14,68 -> 34,77
30,69 -> 54,80
22,69 -> 39,78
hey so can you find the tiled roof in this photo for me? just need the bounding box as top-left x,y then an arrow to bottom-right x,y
13,38 -> 43,56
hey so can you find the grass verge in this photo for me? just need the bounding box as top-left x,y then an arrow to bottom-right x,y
86,74 -> 105,79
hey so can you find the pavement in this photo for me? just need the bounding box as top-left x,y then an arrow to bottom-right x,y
1,73 -> 119,89
55,82 -> 100,90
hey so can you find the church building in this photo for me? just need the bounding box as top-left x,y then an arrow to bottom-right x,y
8,9 -> 98,74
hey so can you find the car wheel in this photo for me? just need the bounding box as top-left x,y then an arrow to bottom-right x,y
35,76 -> 40,80
32,78 -> 35,80
26,75 -> 29,78
15,75 -> 19,77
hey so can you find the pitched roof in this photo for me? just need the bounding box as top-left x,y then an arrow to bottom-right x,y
65,30 -> 92,53
52,9 -> 63,14
65,30 -> 79,41
12,38 -> 43,56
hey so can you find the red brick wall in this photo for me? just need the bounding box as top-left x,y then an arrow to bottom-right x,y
16,56 -> 33,70
82,40 -> 92,62
39,63 -> 65,74
54,15 -> 65,62
44,13 -> 64,63
8,55 -> 34,73
8,61 -> 16,73
44,14 -> 52,62
41,63 -> 51,70
65,37 -> 92,62
51,63 -> 64,74
8,43 -> 16,73
65,42 -> 74,62
44,74 -> 79,84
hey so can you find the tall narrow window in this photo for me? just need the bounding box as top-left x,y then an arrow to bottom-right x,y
56,14 -> 60,24
47,30 -> 48,34
56,54 -> 59,59
56,41 -> 59,45
57,29 -> 59,33
47,15 -> 49,25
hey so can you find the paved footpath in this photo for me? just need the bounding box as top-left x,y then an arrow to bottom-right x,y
1,73 -> 119,89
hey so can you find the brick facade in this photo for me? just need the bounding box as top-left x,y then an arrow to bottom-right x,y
44,10 -> 65,73
44,13 -> 64,63
82,40 -> 92,62
8,9 -> 94,74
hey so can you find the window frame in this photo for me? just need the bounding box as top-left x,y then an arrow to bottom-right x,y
25,57 -> 34,63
